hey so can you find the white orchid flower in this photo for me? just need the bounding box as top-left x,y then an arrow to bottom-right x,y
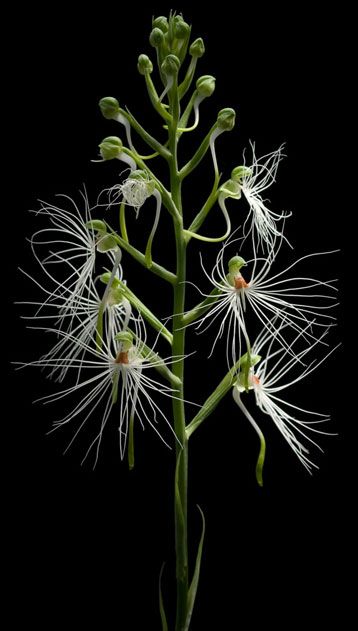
28,192 -> 120,318
233,320 -> 339,478
231,142 -> 290,253
18,317 -> 181,468
192,236 -> 338,366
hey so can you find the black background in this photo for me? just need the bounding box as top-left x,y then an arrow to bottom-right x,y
4,2 -> 351,629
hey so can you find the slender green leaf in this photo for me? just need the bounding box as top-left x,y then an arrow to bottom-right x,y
184,505 -> 206,631
175,451 -> 186,582
159,562 -> 169,631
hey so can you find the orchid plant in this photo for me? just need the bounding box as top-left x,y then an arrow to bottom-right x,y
18,13 -> 338,630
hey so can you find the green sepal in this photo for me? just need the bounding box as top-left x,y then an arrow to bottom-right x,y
96,234 -> 118,252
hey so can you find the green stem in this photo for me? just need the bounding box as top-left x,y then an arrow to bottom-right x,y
119,202 -> 129,243
182,287 -> 223,327
185,175 -> 220,238
179,123 -> 217,180
167,89 -> 190,631
106,228 -> 176,285
120,107 -> 171,160
116,280 -> 173,346
186,355 -> 247,439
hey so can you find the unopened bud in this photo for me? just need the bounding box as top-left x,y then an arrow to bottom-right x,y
189,37 -> 205,58
149,27 -> 164,47
196,75 -> 216,98
99,97 -> 120,120
217,108 -> 236,131
137,54 -> 153,75
152,16 -> 169,33
161,54 -> 180,76
174,17 -> 190,39
99,136 -> 123,160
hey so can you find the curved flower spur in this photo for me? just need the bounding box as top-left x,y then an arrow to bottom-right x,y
17,11 -> 339,631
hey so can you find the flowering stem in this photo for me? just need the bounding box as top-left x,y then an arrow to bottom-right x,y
168,88 -> 190,630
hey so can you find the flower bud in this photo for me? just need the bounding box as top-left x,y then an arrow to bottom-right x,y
217,108 -> 236,131
161,54 -> 180,76
152,16 -> 169,33
189,37 -> 205,58
99,97 -> 120,120
174,16 -> 190,39
231,166 -> 252,182
196,75 -> 216,98
137,54 -> 153,75
99,136 -> 123,160
149,27 -> 164,48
